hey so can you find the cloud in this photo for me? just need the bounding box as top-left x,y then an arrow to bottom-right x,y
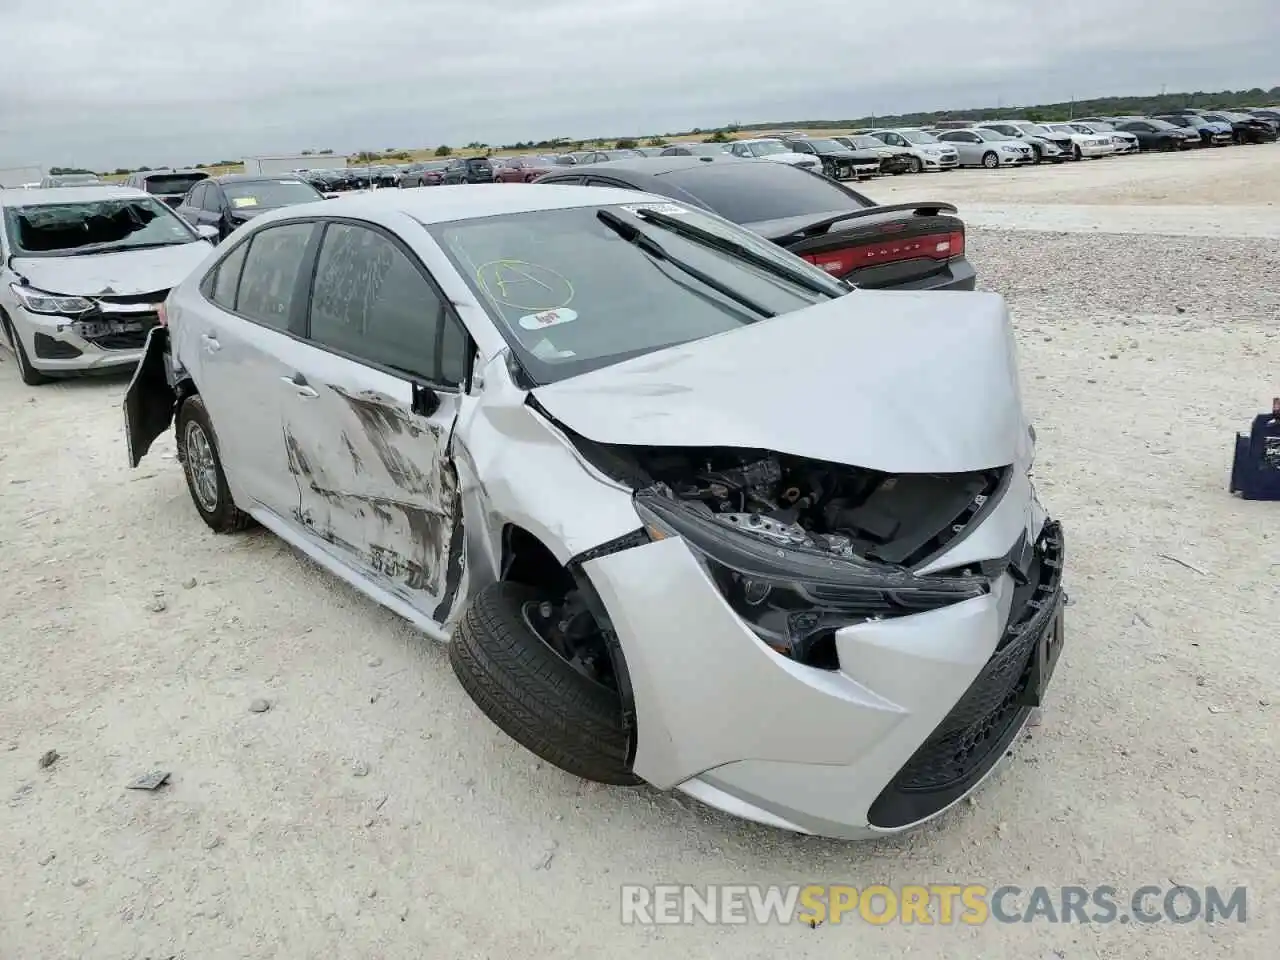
0,0 -> 1274,169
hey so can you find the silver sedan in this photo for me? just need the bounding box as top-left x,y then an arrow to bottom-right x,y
935,129 -> 1035,168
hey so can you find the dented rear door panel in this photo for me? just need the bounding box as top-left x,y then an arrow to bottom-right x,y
268,337 -> 463,623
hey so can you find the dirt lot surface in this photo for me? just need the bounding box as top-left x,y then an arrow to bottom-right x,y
2,146 -> 1277,959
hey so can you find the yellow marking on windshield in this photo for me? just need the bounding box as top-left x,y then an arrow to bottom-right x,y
475,259 -> 575,312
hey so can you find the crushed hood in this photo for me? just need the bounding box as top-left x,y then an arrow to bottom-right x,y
532,290 -> 1030,474
12,241 -> 212,297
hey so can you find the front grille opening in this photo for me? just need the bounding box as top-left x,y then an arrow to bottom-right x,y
34,333 -> 83,359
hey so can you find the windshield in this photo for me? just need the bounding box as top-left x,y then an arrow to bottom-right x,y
974,129 -> 1011,141
1146,119 -> 1178,130
426,203 -> 844,384
801,139 -> 845,152
222,179 -> 323,208
143,172 -> 208,195
3,196 -> 197,257
44,174 -> 101,186
898,130 -> 939,144
1016,123 -> 1051,136
846,135 -> 883,149
749,140 -> 789,156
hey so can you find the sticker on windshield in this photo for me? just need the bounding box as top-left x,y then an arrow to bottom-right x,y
621,203 -> 688,217
519,307 -> 578,331
230,197 -> 259,208
531,339 -> 576,361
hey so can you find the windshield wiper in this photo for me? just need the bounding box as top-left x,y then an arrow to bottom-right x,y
596,209 -> 776,320
627,207 -> 844,298
60,239 -> 192,257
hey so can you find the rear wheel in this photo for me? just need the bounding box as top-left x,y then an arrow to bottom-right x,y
176,394 -> 252,533
1,312 -> 51,385
449,581 -> 639,785
981,151 -> 999,169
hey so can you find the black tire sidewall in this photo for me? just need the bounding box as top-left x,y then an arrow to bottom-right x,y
177,395 -> 241,531
449,581 -> 639,785
2,312 -> 50,385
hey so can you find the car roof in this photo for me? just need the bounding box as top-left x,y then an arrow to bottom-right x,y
245,183 -> 663,227
552,155 -> 742,177
0,185 -> 148,207
211,173 -> 311,184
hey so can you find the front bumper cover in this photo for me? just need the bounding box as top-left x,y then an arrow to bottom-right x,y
583,481 -> 1064,838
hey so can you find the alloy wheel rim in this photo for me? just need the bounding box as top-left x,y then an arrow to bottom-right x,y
185,421 -> 220,513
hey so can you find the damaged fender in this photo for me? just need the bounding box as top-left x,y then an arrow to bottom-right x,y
451,351 -> 644,593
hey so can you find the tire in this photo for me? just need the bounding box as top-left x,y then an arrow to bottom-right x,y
1,312 -> 51,385
449,581 -> 640,786
981,151 -> 999,169
176,394 -> 252,533
1073,144 -> 1083,161
1032,145 -> 1043,164
907,155 -> 923,174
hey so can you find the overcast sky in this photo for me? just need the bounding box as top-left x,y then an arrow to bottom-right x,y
1,0 -> 1275,170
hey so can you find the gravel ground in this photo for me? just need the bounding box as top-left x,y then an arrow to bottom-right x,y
2,152 -> 1278,959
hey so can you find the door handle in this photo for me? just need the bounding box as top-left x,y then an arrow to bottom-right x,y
280,374 -> 318,398
201,333 -> 220,351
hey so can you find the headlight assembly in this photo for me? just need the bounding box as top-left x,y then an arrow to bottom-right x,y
634,490 -> 988,667
9,284 -> 93,316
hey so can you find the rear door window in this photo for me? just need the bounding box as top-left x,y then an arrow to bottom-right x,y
234,222 -> 316,331
208,241 -> 250,310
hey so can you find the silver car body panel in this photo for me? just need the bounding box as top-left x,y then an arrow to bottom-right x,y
585,535 -> 1026,837
138,185 -> 1053,839
532,290 -> 1029,475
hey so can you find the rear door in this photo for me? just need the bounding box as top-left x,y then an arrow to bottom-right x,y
268,219 -> 472,622
190,220 -> 321,517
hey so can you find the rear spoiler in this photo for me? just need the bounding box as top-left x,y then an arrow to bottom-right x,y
864,200 -> 958,218
781,201 -> 960,240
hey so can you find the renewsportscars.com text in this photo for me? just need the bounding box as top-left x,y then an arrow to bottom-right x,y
619,884 -> 1248,926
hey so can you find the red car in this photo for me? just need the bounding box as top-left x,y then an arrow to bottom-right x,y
493,155 -> 562,183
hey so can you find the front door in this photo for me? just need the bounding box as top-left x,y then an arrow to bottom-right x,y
274,220 -> 471,622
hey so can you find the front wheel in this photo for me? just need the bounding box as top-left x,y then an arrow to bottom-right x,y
1032,145 -> 1043,164
1,312 -> 50,385
981,151 -> 999,169
1073,144 -> 1083,160
449,581 -> 640,785
176,394 -> 252,533
907,156 -> 923,174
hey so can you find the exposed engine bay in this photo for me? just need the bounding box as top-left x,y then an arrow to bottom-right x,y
613,446 -> 1007,569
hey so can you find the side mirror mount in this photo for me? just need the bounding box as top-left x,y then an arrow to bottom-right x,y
411,383 -> 441,418
195,224 -> 219,243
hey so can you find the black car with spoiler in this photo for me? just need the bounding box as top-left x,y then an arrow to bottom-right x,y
534,155 -> 973,291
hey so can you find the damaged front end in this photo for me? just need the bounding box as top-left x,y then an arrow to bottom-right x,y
585,442 -> 1006,669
